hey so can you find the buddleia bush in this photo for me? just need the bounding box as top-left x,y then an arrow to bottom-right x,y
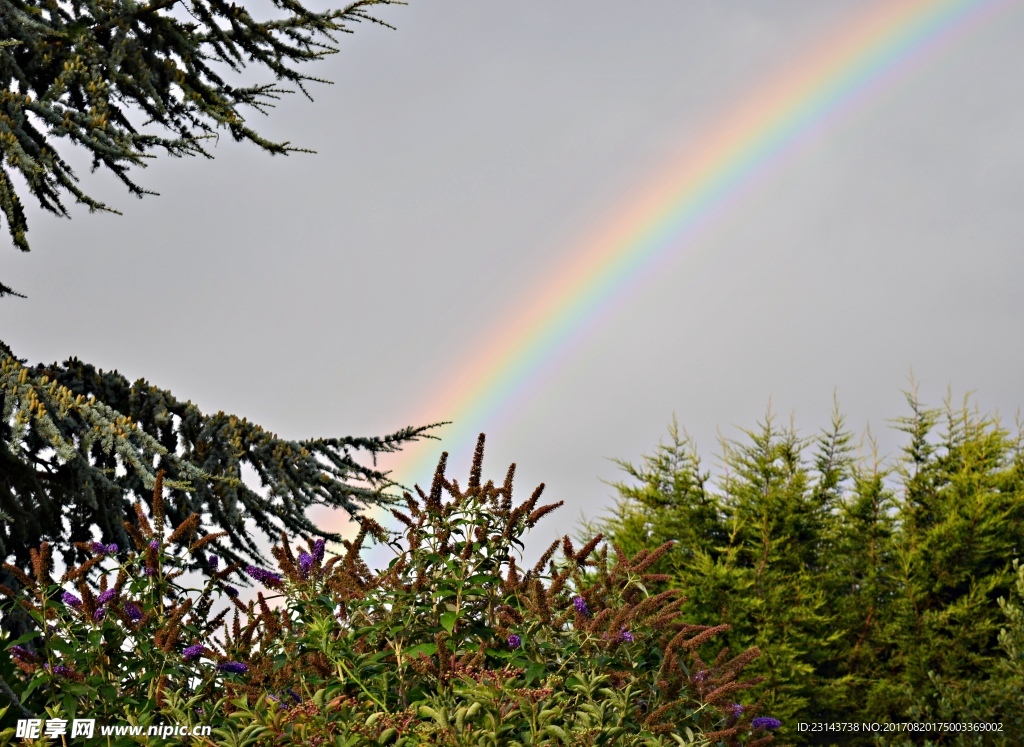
1,436 -> 783,746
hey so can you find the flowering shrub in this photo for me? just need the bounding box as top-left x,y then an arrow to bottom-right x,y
0,472 -> 250,740
1,436 -> 780,745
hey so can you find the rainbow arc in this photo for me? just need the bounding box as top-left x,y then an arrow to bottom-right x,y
337,0 -> 1008,537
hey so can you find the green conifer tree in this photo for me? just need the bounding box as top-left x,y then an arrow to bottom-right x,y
886,391 -> 1024,735
589,409 -> 844,733
0,0 -> 402,296
817,430 -> 901,724
0,339 -> 439,649
709,409 -> 840,729
0,0 -> 431,662
592,393 -> 1024,745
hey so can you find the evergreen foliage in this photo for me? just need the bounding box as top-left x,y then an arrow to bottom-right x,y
0,339 -> 439,653
591,392 -> 1024,745
0,437 -> 779,746
0,0 -> 401,297
894,557 -> 1024,745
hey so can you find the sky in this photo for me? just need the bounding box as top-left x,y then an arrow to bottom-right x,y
3,0 -> 1024,584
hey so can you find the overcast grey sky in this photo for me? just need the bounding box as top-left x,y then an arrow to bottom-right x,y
4,0 -> 1024,574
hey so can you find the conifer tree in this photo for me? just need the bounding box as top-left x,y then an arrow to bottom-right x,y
593,393 -> 1024,745
0,0 -> 422,642
708,410 -> 839,729
589,410 -> 844,730
885,391 -> 1024,733
0,340 -> 439,649
0,0 -> 402,296
597,415 -> 724,576
816,431 -> 900,723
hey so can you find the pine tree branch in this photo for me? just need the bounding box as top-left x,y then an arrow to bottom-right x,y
91,0 -> 184,34
1,0 -> 407,291
0,673 -> 35,719
0,281 -> 27,299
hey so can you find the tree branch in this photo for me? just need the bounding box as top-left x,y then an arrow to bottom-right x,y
0,673 -> 35,719
92,0 -> 183,33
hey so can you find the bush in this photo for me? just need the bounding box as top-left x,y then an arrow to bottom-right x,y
1,436 -> 782,746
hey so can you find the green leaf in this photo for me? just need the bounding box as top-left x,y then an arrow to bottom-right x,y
403,643 -> 437,658
440,611 -> 457,634
62,692 -> 78,721
524,661 -> 546,685
20,675 -> 44,702
544,725 -> 568,741
467,573 -> 500,584
3,631 -> 40,650
48,638 -> 76,655
417,705 -> 441,721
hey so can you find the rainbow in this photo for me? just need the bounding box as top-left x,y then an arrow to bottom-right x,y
354,0 -> 1005,525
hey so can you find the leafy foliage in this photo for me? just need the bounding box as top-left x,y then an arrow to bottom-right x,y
0,0 -> 402,296
592,392 -> 1024,745
1,436 -> 781,745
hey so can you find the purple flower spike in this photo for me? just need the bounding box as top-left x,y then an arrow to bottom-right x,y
752,717 -> 781,731
728,703 -> 743,719
124,602 -> 143,621
45,664 -> 74,678
9,645 -> 36,661
245,565 -> 282,587
105,543 -> 118,554
149,540 -> 159,550
572,596 -> 589,617
312,539 -> 325,563
298,552 -> 313,578
144,567 -> 156,577
225,586 -> 239,598
507,634 -> 522,650
217,661 -> 249,674
62,592 -> 82,608
90,541 -> 106,554
208,555 -> 219,571
183,645 -> 205,660
93,608 -> 106,621
97,589 -> 116,606
620,629 -> 635,643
